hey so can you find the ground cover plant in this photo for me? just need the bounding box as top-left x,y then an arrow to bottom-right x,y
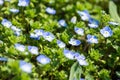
0,0 -> 120,80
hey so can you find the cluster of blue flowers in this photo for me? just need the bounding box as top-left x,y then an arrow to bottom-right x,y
1,19 -> 21,36
30,29 -> 55,42
64,49 -> 88,66
0,0 -> 119,75
14,43 -> 50,73
43,9 -> 118,67
77,10 -> 114,38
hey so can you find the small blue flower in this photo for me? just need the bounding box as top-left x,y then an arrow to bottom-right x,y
34,29 -> 44,36
63,49 -> 75,59
43,32 -> 55,42
78,59 -> 88,66
88,18 -> 99,28
14,31 -> 21,36
30,29 -> 44,40
0,0 -> 4,5
19,60 -> 32,73
75,54 -> 88,66
74,27 -> 84,36
11,26 -> 21,32
57,40 -> 66,48
15,43 -> 26,52
0,57 -> 7,61
100,26 -> 113,38
58,19 -> 67,27
108,21 -> 119,26
11,26 -> 21,36
30,33 -> 40,40
1,19 -> 12,28
28,46 -> 39,55
36,55 -> 51,65
69,38 -> 81,46
71,16 -> 77,24
73,52 -> 80,59
77,10 -> 90,21
18,0 -> 30,7
10,8 -> 19,13
87,34 -> 98,44
46,7 -> 56,15
74,53 -> 85,60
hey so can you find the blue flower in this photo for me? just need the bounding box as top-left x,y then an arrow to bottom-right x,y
100,26 -> 113,38
64,50 -> 88,66
108,21 -> 119,26
74,53 -> 85,60
15,43 -> 26,52
30,33 -> 40,40
30,29 -> 44,40
10,8 -> 19,13
58,19 -> 67,27
57,40 -> 66,48
28,46 -> 39,55
71,16 -> 77,24
77,10 -> 90,21
36,55 -> 51,65
11,26 -> 21,32
43,32 -> 55,42
11,26 -> 21,36
14,31 -> 21,36
19,60 -> 32,73
18,0 -> 30,7
1,19 -> 12,28
0,0 -> 4,5
74,27 -> 84,36
88,18 -> 99,28
78,59 -> 88,66
74,53 -> 88,66
46,7 -> 56,15
68,38 -> 81,46
34,29 -> 44,36
63,49 -> 75,60
0,57 -> 7,61
87,34 -> 98,44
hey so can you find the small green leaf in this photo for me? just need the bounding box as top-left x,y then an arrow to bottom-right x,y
85,74 -> 94,80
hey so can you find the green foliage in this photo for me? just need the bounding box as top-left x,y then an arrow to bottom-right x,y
1,0 -> 120,80
98,69 -> 111,80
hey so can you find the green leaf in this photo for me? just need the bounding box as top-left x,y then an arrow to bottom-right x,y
88,49 -> 101,61
69,62 -> 82,80
109,1 -> 120,24
116,71 -> 120,78
21,73 -> 31,80
85,74 -> 94,80
98,69 -> 111,80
